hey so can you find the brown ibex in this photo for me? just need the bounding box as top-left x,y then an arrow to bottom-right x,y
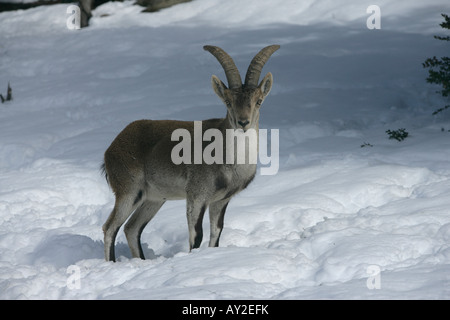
102,44 -> 280,261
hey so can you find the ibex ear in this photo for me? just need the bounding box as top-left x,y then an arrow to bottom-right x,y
259,72 -> 273,98
211,75 -> 228,101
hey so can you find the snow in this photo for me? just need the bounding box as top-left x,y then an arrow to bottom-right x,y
1,0 -> 450,299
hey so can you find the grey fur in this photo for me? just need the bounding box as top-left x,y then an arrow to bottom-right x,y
102,45 -> 279,261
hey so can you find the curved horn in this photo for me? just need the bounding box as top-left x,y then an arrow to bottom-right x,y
244,45 -> 280,88
203,45 -> 242,89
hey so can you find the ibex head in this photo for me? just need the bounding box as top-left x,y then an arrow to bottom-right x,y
204,45 -> 280,132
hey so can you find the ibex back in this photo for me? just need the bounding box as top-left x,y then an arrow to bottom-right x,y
102,45 -> 280,261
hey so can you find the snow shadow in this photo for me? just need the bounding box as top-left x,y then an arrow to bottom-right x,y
28,234 -> 104,268
28,233 -> 166,268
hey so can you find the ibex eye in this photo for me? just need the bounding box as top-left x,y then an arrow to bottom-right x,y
225,100 -> 231,107
256,99 -> 263,106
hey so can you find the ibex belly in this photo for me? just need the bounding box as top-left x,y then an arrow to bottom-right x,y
196,163 -> 256,203
144,162 -> 256,203
144,164 -> 187,201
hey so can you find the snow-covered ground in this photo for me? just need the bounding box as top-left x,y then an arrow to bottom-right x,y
1,0 -> 450,299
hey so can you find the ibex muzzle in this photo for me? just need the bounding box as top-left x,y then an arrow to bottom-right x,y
102,44 -> 280,261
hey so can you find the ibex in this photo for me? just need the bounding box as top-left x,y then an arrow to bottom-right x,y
102,44 -> 280,261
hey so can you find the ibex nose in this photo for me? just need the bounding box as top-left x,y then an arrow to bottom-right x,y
238,120 -> 250,128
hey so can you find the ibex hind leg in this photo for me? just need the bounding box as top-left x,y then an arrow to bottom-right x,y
124,200 -> 165,259
103,193 -> 142,262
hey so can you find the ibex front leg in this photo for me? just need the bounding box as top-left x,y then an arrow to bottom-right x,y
186,199 -> 207,251
208,199 -> 230,247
